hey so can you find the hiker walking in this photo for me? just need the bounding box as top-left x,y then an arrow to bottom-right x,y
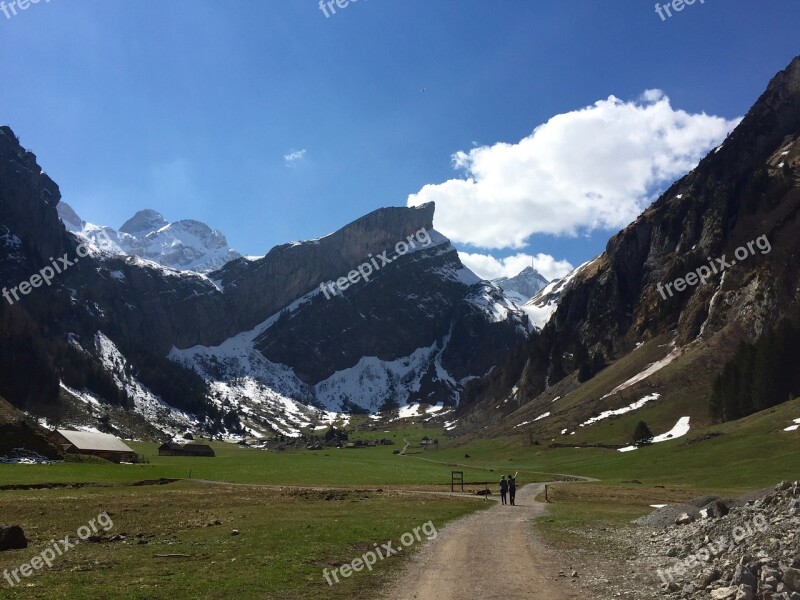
508,472 -> 518,506
499,475 -> 508,505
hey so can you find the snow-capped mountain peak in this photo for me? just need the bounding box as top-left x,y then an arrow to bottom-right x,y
520,257 -> 600,330
491,266 -> 549,304
58,202 -> 242,273
119,209 -> 169,237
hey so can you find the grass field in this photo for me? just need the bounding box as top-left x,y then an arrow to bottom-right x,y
0,482 -> 486,599
429,396 -> 800,492
0,437 -> 551,489
1,395 -> 798,599
2,398 -> 798,492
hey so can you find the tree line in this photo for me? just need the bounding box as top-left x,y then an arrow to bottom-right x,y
710,318 -> 800,422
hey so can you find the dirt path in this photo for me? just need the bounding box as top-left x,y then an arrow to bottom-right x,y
380,483 -> 587,600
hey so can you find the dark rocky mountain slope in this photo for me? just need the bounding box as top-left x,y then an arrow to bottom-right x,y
460,55 -> 800,438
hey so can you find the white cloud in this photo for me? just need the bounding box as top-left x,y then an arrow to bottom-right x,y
408,92 -> 741,250
640,88 -> 665,103
459,251 -> 574,282
284,149 -> 307,164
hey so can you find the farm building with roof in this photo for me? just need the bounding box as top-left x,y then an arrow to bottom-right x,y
54,430 -> 138,463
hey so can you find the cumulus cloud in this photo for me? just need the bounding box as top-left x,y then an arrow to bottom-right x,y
408,91 -> 741,250
459,251 -> 574,282
284,149 -> 307,165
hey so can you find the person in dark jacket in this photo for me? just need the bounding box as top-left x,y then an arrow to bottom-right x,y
508,472 -> 518,505
499,476 -> 508,505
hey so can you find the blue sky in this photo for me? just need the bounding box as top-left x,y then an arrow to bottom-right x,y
1,0 -> 799,280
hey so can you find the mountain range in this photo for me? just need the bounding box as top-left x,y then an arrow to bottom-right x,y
1,55 -> 799,450
0,147 -> 530,440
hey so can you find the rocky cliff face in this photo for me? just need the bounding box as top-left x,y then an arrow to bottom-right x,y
0,127 -> 71,281
169,212 -> 531,412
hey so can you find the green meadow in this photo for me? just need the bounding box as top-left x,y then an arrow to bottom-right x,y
2,397 -> 798,491
0,482 -> 485,600
1,398 -> 798,599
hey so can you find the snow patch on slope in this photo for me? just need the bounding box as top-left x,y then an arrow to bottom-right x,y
600,348 -> 680,399
783,418 -> 800,432
93,332 -> 196,436
618,416 -> 691,452
0,226 -> 22,248
579,393 -> 661,428
515,412 -> 550,428
314,339 -> 461,412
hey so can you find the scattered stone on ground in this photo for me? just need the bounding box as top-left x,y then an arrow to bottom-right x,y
559,481 -> 800,599
628,480 -> 800,599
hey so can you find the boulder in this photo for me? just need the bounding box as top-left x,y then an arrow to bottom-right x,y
703,499 -> 731,518
783,567 -> 800,592
698,568 -> 722,589
676,512 -> 696,525
0,525 -> 27,551
733,565 -> 756,588
711,587 -> 738,600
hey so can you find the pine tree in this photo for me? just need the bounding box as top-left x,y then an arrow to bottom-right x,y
575,345 -> 591,382
633,421 -> 654,446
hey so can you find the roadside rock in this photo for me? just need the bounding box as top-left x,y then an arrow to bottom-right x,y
732,564 -> 756,588
784,567 -> 800,592
632,480 -> 800,599
734,584 -> 754,600
636,503 -> 702,528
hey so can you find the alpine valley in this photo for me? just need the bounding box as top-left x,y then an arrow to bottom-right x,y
2,55 -> 800,458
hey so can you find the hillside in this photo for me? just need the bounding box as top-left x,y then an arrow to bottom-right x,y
0,395 -> 62,459
458,55 -> 800,447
